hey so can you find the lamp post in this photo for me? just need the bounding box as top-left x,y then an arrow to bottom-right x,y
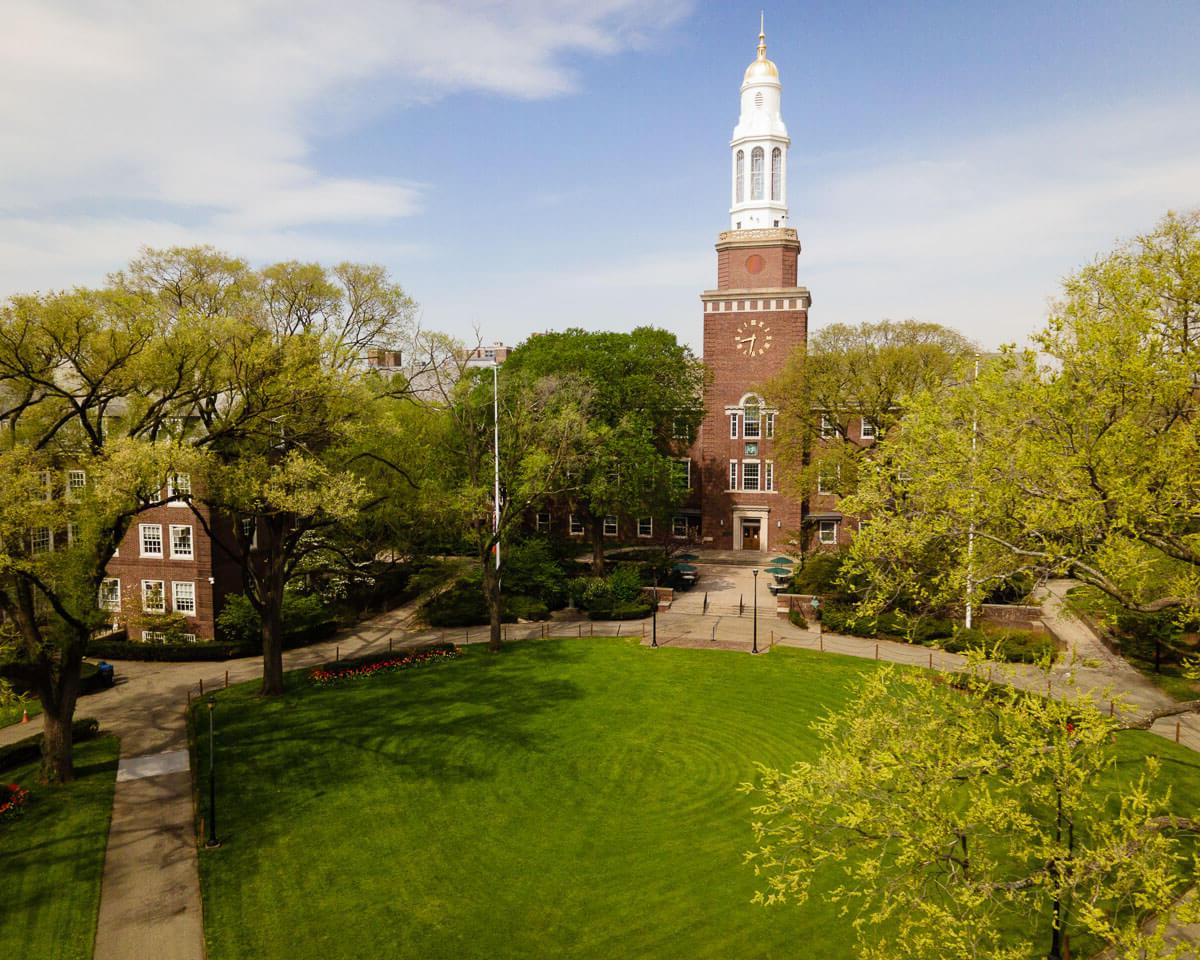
651,576 -> 659,648
492,361 -> 501,585
752,569 -> 759,654
205,696 -> 220,848
811,596 -> 821,642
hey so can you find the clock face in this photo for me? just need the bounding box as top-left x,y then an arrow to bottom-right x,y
734,318 -> 773,357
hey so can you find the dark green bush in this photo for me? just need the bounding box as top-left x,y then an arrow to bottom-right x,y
215,592 -> 335,648
501,540 -> 570,609
88,638 -> 249,661
792,552 -> 844,596
942,627 -> 1054,663
984,572 -> 1035,605
0,718 -> 100,773
788,608 -> 807,629
424,579 -> 489,627
215,594 -> 260,646
505,596 -> 550,622
608,563 -> 644,605
1115,610 -> 1181,665
588,603 -> 652,621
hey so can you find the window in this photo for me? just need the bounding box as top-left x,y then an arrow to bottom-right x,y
728,460 -> 738,490
765,461 -> 774,492
771,147 -> 782,201
172,581 -> 196,616
167,473 -> 191,504
169,524 -> 193,559
735,150 -> 744,203
817,466 -> 839,495
860,417 -> 877,440
140,524 -> 163,558
671,417 -> 691,441
742,461 -> 760,491
818,520 -> 839,545
820,414 -> 837,439
31,527 -> 52,554
743,406 -> 761,439
143,630 -> 167,643
603,516 -> 618,537
729,412 -> 739,439
535,511 -> 551,533
765,413 -> 775,438
67,470 -> 86,500
751,147 -> 764,200
40,470 -> 52,500
569,514 -> 585,536
240,518 -> 258,550
66,522 -> 79,546
673,458 -> 692,489
637,518 -> 653,538
142,580 -> 166,614
99,579 -> 121,611
672,516 -> 688,538
181,633 -> 197,643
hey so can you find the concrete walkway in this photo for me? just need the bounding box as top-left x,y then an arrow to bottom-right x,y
3,585 -> 1198,958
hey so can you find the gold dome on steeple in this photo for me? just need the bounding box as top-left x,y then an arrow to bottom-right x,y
743,12 -> 779,81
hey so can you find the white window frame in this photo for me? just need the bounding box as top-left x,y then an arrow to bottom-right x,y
140,523 -> 163,558
818,520 -> 838,545
141,579 -> 166,614
729,412 -> 739,439
728,460 -> 738,491
817,465 -> 840,496
770,147 -> 782,201
99,578 -> 121,612
765,461 -> 774,492
143,630 -> 167,643
820,414 -> 837,440
169,524 -> 193,560
765,412 -> 775,439
674,458 -> 692,490
735,149 -> 744,203
742,460 -> 761,492
750,146 -> 764,200
31,527 -> 53,554
66,522 -> 79,546
167,473 -> 192,506
743,407 -> 761,439
603,515 -> 618,537
860,417 -> 877,440
671,516 -> 689,539
636,518 -> 652,538
40,470 -> 53,500
535,511 -> 551,533
172,580 -> 196,616
67,470 -> 86,500
568,514 -> 585,536
181,633 -> 197,643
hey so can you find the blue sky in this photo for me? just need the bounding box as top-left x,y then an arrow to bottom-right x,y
2,1 -> 1198,352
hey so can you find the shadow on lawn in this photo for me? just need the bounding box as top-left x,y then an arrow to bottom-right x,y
204,641 -> 593,831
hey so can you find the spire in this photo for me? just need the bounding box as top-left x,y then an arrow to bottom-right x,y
758,11 -> 766,60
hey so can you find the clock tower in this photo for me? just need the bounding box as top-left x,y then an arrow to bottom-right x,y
696,20 -> 810,552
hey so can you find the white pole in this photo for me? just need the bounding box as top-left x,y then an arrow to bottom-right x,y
965,355 -> 979,629
492,362 -> 501,578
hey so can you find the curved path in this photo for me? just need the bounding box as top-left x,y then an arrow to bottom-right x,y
2,587 -> 1198,958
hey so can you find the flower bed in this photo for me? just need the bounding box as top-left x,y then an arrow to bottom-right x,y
308,646 -> 461,687
0,782 -> 30,822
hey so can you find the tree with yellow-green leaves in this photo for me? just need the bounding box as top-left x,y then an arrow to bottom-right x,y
839,211 -> 1200,626
744,661 -> 1200,959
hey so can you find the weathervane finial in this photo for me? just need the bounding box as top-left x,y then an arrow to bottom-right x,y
757,11 -> 767,59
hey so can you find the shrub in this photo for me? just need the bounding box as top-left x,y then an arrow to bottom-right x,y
1115,610 -> 1181,665
505,596 -> 550,622
501,540 -> 570,609
942,627 -> 1055,664
0,718 -> 100,773
608,563 -> 645,604
580,577 -> 614,611
215,595 -> 260,646
424,579 -> 488,627
792,552 -> 844,596
87,638 -> 249,661
788,608 -> 808,629
587,603 -> 652,621
215,593 -> 335,648
984,571 -> 1036,605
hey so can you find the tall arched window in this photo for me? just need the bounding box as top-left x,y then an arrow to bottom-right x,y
735,150 -> 744,204
771,148 -> 782,201
751,147 -> 764,201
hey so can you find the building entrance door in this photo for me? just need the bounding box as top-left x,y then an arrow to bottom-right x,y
741,519 -> 761,551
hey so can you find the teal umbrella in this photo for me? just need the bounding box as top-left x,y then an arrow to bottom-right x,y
673,562 -> 698,572
677,552 -> 699,561
768,556 -> 793,565
764,566 -> 792,576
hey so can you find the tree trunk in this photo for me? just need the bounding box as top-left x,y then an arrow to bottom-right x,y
483,555 -> 503,653
591,517 -> 606,575
36,638 -> 84,785
260,564 -> 286,696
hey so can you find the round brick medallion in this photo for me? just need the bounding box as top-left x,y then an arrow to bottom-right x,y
745,254 -> 765,274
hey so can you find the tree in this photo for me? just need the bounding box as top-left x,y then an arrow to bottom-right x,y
502,328 -> 706,573
766,320 -> 975,502
841,211 -> 1200,623
115,246 -> 419,696
744,660 -> 1200,959
421,351 -> 587,651
0,287 -> 203,781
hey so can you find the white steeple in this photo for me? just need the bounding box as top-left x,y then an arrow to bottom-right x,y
729,15 -> 790,230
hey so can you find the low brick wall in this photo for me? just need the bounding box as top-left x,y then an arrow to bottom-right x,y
775,593 -> 816,620
643,586 -> 674,610
980,603 -> 1046,631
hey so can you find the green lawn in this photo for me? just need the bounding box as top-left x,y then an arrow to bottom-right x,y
0,698 -> 40,729
0,736 -> 120,960
194,640 -> 1200,960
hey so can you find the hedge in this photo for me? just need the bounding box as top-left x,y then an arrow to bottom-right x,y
0,718 -> 101,774
87,619 -> 336,662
